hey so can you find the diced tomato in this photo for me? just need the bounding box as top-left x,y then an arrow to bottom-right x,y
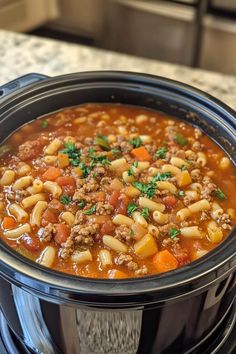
41,209 -> 58,227
56,176 -> 76,187
48,199 -> 64,213
56,176 -> 76,196
172,247 -> 190,266
100,220 -> 115,235
62,184 -> 76,196
2,216 -> 16,229
21,235 -> 40,252
54,224 -> 70,245
108,190 -> 120,207
163,195 -> 177,209
130,223 -> 147,240
116,194 -> 130,215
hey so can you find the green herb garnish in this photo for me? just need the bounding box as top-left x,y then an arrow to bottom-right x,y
79,162 -> 93,178
84,205 -> 96,215
178,190 -> 185,197
156,146 -> 167,159
130,229 -> 134,236
127,203 -> 138,215
77,200 -> 86,209
141,207 -> 149,219
111,148 -> 121,155
94,135 -> 111,151
129,136 -> 142,148
152,172 -> 171,182
128,161 -> 138,176
60,142 -> 81,165
181,165 -> 187,171
216,188 -> 226,200
132,181 -> 156,198
169,227 -> 180,239
60,195 -> 71,205
94,155 -> 111,166
40,120 -> 48,128
174,133 -> 188,146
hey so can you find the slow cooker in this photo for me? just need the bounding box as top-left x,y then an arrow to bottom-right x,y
0,71 -> 235,354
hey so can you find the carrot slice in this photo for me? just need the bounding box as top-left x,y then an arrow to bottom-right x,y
54,224 -> 70,245
2,216 -> 16,229
153,250 -> 178,273
108,269 -> 128,279
42,167 -> 61,181
58,153 -> 69,168
131,146 -> 151,161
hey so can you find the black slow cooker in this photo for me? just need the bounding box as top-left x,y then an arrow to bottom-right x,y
0,72 -> 235,354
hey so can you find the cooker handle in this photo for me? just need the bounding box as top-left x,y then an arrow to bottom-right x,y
0,73 -> 49,98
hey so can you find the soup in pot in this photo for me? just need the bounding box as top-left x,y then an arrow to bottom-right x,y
0,104 -> 235,278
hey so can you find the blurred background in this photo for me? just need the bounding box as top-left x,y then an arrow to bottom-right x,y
1,0 -> 236,75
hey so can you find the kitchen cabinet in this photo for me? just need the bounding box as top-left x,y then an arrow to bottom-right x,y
0,0 -> 59,32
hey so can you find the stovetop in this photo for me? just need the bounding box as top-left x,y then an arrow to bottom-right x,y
0,302 -> 235,354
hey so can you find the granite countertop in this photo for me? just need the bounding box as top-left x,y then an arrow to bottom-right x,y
1,30 -> 236,110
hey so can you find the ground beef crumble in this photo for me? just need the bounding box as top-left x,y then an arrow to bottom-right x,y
38,223 -> 55,242
18,136 -> 48,160
115,225 -> 132,243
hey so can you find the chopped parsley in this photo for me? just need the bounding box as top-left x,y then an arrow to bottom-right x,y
132,181 -> 156,198
141,207 -> 149,219
60,142 -> 81,166
127,203 -> 138,215
169,227 -> 180,239
177,190 -> 185,197
94,155 -> 111,166
186,159 -> 193,165
78,162 -> 93,178
111,148 -> 121,155
129,136 -> 142,148
152,172 -> 171,182
128,161 -> 138,176
132,172 -> 170,198
156,146 -> 167,159
130,229 -> 134,236
174,133 -> 188,146
94,135 -> 110,151
181,165 -> 187,171
40,120 -> 48,128
60,195 -> 71,205
84,205 -> 96,215
77,200 -> 86,209
216,188 -> 226,200
89,147 -> 111,166
89,147 -> 95,158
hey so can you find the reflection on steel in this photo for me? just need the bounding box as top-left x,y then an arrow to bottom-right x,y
59,306 -> 142,354
12,285 -> 56,354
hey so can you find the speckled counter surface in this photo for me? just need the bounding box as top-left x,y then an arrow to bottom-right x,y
1,30 -> 236,110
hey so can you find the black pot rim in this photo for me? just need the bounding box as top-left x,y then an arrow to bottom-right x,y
0,71 -> 235,306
